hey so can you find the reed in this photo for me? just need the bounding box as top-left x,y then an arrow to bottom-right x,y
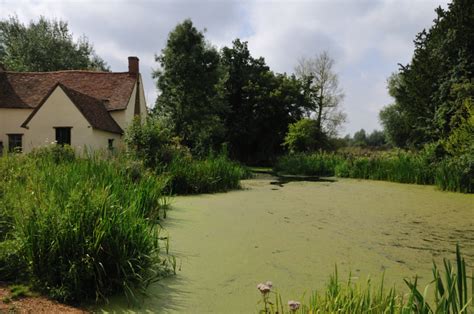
163,155 -> 249,194
274,148 -> 472,193
258,245 -> 473,313
0,146 -> 173,303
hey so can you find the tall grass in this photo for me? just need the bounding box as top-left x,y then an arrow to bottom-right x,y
0,146 -> 173,303
274,152 -> 343,177
335,151 -> 435,185
274,148 -> 473,193
162,155 -> 250,195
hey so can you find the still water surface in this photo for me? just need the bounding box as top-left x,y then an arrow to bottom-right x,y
100,175 -> 474,313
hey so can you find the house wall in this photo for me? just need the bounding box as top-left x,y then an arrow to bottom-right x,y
110,74 -> 148,133
22,87 -> 121,153
0,108 -> 33,153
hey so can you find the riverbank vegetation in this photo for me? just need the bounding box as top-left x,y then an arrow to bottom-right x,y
274,146 -> 473,193
0,146 -> 172,303
0,141 -> 248,304
257,245 -> 472,313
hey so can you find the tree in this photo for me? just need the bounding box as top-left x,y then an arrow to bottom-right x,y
383,0 -> 474,148
352,129 -> 367,147
219,39 -> 306,163
153,19 -> 224,154
0,16 -> 108,72
283,118 -> 326,153
366,130 -> 386,147
295,51 -> 346,137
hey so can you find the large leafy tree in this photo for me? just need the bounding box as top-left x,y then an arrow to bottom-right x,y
153,19 -> 224,154
219,39 -> 306,163
383,0 -> 474,149
0,16 -> 108,72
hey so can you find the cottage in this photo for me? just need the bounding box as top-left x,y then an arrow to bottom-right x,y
0,56 -> 147,154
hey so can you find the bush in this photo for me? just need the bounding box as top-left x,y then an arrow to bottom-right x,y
283,119 -> 327,153
124,116 -> 189,169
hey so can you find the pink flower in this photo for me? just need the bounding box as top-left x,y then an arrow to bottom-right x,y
257,283 -> 271,294
288,300 -> 301,311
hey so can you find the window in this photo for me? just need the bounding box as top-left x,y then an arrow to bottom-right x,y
55,127 -> 71,145
8,134 -> 22,152
108,139 -> 114,151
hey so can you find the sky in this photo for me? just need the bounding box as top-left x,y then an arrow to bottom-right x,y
0,0 -> 450,136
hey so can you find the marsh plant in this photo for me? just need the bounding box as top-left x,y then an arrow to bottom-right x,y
257,245 -> 472,313
0,146 -> 173,303
274,146 -> 473,193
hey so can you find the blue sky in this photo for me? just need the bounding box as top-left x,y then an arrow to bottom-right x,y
0,0 -> 449,135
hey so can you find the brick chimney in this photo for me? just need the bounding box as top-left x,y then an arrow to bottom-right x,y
128,56 -> 139,75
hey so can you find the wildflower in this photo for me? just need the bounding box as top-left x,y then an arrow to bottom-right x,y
257,283 -> 271,295
288,300 -> 301,311
265,281 -> 273,289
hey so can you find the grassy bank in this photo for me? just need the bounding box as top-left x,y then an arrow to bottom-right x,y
0,145 -> 248,303
274,149 -> 473,193
0,146 -> 173,303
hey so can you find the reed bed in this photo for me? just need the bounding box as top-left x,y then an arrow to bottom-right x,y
0,146 -> 173,303
162,155 -> 250,194
274,149 -> 473,193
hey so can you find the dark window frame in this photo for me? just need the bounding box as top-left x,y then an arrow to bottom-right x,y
54,127 -> 72,146
7,134 -> 23,152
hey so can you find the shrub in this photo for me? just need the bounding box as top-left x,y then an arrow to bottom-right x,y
283,119 -> 327,153
124,116 -> 189,169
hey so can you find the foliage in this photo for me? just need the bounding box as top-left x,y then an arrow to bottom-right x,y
153,19 -> 224,155
295,51 -> 346,137
0,147 -> 172,303
0,16 -> 108,71
164,154 -> 249,195
283,118 -> 327,153
335,151 -> 435,185
435,151 -> 474,193
0,239 -> 28,282
219,39 -> 307,163
274,145 -> 472,193
124,116 -> 189,169
381,0 -> 474,148
274,152 -> 342,177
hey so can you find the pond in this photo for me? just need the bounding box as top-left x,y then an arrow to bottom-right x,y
100,175 -> 474,313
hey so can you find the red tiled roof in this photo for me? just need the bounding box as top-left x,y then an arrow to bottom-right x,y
21,83 -> 124,134
0,70 -> 136,110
